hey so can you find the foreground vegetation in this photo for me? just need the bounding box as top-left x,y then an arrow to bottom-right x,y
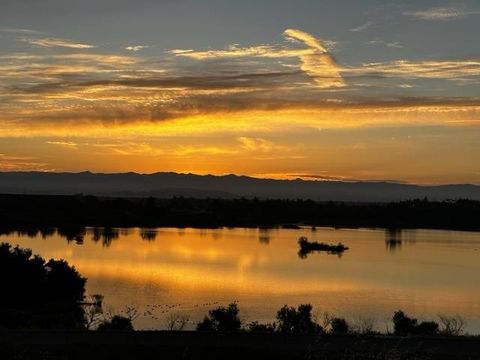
1,194 -> 480,232
194,303 -> 467,337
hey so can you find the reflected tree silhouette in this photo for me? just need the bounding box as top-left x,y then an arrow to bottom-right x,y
385,228 -> 402,252
40,228 -> 56,239
258,228 -> 271,245
91,227 -> 119,247
120,228 -> 132,237
140,228 -> 157,241
177,228 -> 186,236
18,228 -> 40,238
58,226 -> 86,245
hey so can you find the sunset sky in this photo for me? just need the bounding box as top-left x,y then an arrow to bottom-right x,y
1,0 -> 479,184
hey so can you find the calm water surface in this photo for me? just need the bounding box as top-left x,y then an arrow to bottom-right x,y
1,227 -> 479,332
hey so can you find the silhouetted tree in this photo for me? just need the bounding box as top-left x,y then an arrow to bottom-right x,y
0,242 -> 86,329
196,303 -> 241,332
45,259 -> 86,303
276,304 -> 322,334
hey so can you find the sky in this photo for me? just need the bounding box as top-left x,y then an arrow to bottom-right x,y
0,0 -> 479,184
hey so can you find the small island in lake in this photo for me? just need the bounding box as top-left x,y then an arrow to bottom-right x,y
297,236 -> 349,258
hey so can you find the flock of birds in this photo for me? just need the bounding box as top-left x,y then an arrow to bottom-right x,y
139,301 -> 231,324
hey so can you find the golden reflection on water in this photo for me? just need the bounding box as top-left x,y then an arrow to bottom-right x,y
1,227 -> 479,331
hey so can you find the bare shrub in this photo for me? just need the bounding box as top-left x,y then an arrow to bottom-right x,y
352,316 -> 377,334
438,314 -> 465,336
166,312 -> 190,331
122,305 -> 139,322
321,311 -> 333,330
83,294 -> 104,330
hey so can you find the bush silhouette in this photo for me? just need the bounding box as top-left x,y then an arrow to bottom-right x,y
0,242 -> 86,329
276,304 -> 322,334
416,321 -> 439,335
246,321 -> 276,333
196,316 -> 214,331
97,315 -> 134,331
393,310 -> 417,335
330,317 -> 349,334
393,310 -> 439,336
196,303 -> 241,332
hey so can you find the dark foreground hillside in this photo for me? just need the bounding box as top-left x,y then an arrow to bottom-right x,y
2,331 -> 480,360
1,194 -> 480,231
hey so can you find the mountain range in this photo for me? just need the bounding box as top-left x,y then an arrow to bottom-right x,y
1,171 -> 479,202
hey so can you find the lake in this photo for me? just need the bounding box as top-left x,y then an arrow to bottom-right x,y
1,227 -> 479,333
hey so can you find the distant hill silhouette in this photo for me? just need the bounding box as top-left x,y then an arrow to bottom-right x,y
0,171 -> 479,201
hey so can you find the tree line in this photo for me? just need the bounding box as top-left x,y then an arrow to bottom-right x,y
1,194 -> 479,231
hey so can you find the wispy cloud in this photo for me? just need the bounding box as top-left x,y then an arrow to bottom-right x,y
0,153 -> 48,171
172,28 -> 344,89
237,137 -> 284,153
282,28 -> 344,88
174,145 -> 237,156
125,45 -> 149,52
349,59 -> 480,80
21,37 -> 96,49
0,27 -> 42,35
174,137 -> 295,158
367,40 -> 403,49
98,142 -> 165,156
350,21 -> 374,32
403,7 -> 479,20
170,45 -> 286,59
283,28 -> 328,52
46,141 -> 78,148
